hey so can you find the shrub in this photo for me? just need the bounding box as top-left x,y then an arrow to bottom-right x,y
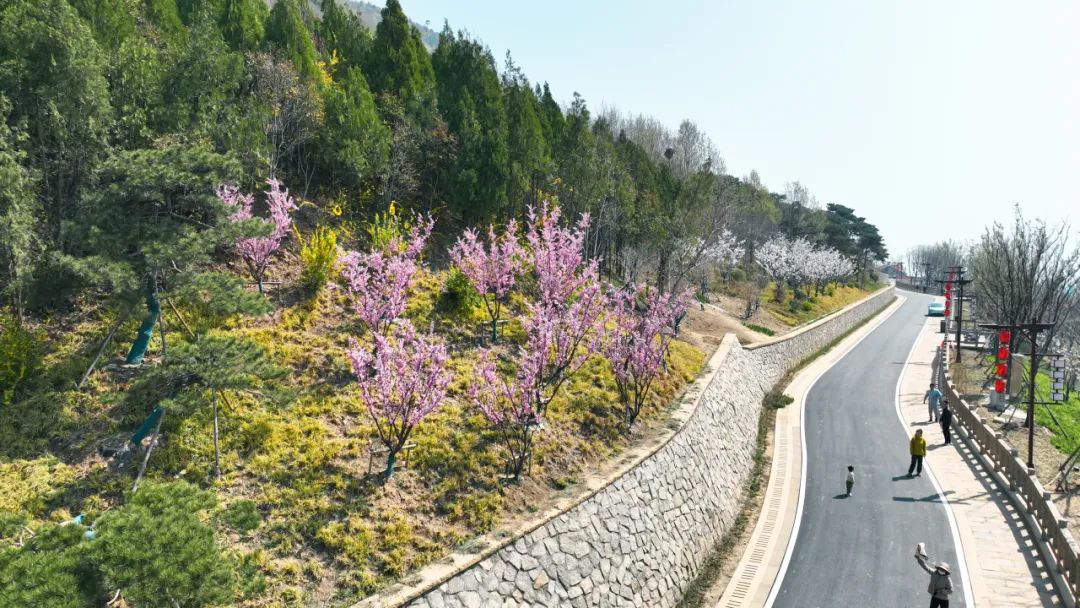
0,523 -> 100,608
742,323 -> 775,336
728,267 -> 747,282
0,314 -> 40,406
296,225 -> 338,293
221,499 -> 261,534
94,481 -> 234,608
437,267 -> 481,318
764,390 -> 794,409
801,300 -> 814,312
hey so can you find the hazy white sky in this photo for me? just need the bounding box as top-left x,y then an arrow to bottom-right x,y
399,0 -> 1080,259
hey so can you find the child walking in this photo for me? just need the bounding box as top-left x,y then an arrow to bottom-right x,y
846,465 -> 855,496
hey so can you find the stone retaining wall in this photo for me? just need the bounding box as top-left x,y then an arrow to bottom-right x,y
405,287 -> 896,608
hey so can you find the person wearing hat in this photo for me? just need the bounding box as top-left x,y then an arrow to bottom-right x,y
915,543 -> 954,607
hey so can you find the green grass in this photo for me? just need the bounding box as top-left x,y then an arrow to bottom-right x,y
742,323 -> 775,336
0,268 -> 706,607
762,283 -> 882,327
1029,366 -> 1080,456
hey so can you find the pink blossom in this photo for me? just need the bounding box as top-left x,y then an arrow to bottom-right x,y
347,320 -> 452,477
218,178 -> 297,293
604,284 -> 691,425
471,201 -> 607,479
449,220 -> 525,341
339,215 -> 434,335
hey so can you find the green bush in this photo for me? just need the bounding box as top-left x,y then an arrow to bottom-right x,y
728,267 -> 747,282
764,390 -> 794,409
0,314 -> 40,405
296,226 -> 338,293
94,481 -> 234,608
801,300 -> 814,312
0,523 -> 100,608
221,499 -> 261,534
437,267 -> 481,317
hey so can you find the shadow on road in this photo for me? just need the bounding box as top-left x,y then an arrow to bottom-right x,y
893,491 -> 954,504
832,494 -> 851,500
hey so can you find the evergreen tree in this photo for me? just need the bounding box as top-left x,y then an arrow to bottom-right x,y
0,0 -> 111,242
0,523 -> 99,608
95,481 -> 234,607
319,66 -> 390,189
67,0 -> 135,51
432,26 -> 508,222
318,0 -> 371,69
219,0 -> 267,51
366,0 -> 437,124
162,14 -> 245,138
265,0 -> 319,81
74,146 -> 244,364
144,0 -> 188,44
536,82 -> 565,153
502,55 -> 550,215
0,95 -> 40,320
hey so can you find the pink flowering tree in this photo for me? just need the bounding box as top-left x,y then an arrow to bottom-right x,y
218,178 -> 297,294
471,202 -> 607,479
339,215 -> 434,336
448,220 -> 526,342
604,285 -> 691,426
347,320 -> 452,478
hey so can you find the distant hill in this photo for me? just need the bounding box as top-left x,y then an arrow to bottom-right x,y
343,1 -> 440,48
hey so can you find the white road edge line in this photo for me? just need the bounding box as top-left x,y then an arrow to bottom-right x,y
764,294 -> 906,608
891,313 -> 974,606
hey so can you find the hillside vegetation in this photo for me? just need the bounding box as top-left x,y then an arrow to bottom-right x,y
0,0 -> 887,606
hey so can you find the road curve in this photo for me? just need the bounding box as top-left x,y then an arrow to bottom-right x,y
770,293 -> 967,607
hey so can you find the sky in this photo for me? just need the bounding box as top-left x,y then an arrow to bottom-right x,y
397,0 -> 1080,261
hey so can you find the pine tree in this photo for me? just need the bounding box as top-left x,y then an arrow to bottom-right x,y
0,95 -> 40,320
74,145 -> 244,364
0,523 -> 99,608
95,481 -> 234,607
265,0 -> 318,81
432,26 -> 508,222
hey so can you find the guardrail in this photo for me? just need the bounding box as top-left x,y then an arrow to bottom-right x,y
939,340 -> 1079,607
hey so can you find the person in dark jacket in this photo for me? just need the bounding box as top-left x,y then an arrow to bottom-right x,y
939,400 -> 954,445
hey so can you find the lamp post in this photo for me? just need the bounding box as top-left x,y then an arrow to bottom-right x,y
935,267 -> 973,362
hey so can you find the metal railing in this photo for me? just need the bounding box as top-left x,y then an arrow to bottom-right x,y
939,340 -> 1079,606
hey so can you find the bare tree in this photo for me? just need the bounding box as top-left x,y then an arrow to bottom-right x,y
971,207 -> 1080,407
247,53 -> 324,183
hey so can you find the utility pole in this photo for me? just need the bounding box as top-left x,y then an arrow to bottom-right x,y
1020,320 -> 1055,470
935,267 -> 973,361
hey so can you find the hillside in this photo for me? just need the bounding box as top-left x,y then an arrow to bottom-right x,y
342,0 -> 440,48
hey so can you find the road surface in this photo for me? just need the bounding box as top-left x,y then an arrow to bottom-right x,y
770,293 -> 967,607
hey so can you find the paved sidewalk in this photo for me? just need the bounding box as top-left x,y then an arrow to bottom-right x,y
899,315 -> 1061,607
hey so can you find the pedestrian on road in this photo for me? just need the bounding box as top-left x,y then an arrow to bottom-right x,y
939,401 -> 953,445
924,383 -> 943,422
908,429 -> 927,476
845,465 -> 855,496
914,543 -> 954,607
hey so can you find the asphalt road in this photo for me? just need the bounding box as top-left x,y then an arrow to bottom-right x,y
770,293 -> 966,608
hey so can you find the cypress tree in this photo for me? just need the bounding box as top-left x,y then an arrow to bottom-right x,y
366,0 -> 437,124
432,26 -> 508,222
265,0 -> 318,80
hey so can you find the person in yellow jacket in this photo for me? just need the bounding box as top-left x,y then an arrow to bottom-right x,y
908,429 -> 927,476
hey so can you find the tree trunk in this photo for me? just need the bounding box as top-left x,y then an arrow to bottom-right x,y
125,291 -> 160,365
384,451 -> 397,479
212,386 -> 221,479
